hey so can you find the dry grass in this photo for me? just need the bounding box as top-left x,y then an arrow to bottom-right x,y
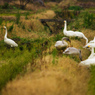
32,10 -> 56,19
1,33 -> 92,95
58,0 -> 77,8
1,27 -> 92,95
0,9 -> 56,41
0,5 -> 95,95
1,53 -> 90,95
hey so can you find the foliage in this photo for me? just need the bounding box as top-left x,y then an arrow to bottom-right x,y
2,3 -> 9,9
88,66 -> 95,95
28,29 -> 31,32
83,12 -> 94,28
0,18 -> 3,25
68,6 -> 83,11
15,11 -> 21,24
8,24 -> 14,32
19,0 -> 31,9
53,34 -> 63,41
55,9 -> 80,20
0,37 -> 51,90
77,0 -> 95,2
22,25 -> 25,29
52,49 -> 57,64
45,0 -> 62,2
25,12 -> 29,19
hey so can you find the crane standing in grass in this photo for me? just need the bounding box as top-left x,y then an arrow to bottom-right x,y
55,37 -> 71,50
63,20 -> 88,44
3,26 -> 18,47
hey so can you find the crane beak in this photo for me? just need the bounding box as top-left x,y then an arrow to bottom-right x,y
87,45 -> 90,48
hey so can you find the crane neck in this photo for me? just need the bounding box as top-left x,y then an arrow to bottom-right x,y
64,21 -> 67,32
91,47 -> 94,54
4,28 -> 7,39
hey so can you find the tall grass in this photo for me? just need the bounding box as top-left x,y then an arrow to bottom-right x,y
0,18 -> 3,25
15,11 -> 21,24
0,37 -> 52,90
83,12 -> 94,29
88,66 -> 95,95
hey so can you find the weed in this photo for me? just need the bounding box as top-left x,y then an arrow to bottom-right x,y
28,29 -> 31,32
54,34 -> 63,41
15,11 -> 21,24
88,66 -> 95,95
22,25 -> 25,29
0,18 -> 3,25
52,49 -> 57,64
83,12 -> 94,28
8,24 -> 14,32
2,3 -> 9,9
25,12 -> 29,20
68,6 -> 83,11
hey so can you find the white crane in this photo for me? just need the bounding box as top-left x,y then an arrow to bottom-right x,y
55,37 -> 71,50
3,26 -> 18,47
63,20 -> 88,44
83,39 -> 95,59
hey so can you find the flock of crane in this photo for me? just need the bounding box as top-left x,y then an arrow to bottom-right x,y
55,20 -> 95,67
2,20 -> 95,67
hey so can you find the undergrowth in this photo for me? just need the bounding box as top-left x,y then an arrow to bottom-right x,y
0,37 -> 51,90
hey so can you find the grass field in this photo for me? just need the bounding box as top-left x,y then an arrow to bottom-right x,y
0,1 -> 95,95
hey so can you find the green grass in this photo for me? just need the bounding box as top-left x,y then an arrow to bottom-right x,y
0,37 -> 51,90
88,66 -> 95,95
0,5 -> 95,95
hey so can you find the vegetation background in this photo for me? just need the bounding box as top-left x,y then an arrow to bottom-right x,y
0,0 -> 95,95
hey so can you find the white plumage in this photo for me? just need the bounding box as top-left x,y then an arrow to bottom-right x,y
79,57 -> 95,66
63,20 -> 88,44
55,37 -> 71,50
83,40 -> 95,59
89,36 -> 95,43
3,26 -> 18,47
79,38 -> 95,66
